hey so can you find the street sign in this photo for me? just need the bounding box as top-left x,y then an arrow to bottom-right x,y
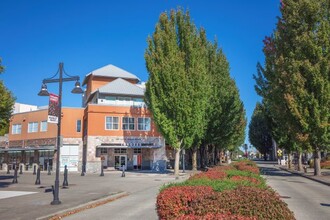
277,149 -> 282,156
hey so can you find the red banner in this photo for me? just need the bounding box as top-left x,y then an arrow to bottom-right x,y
48,93 -> 59,124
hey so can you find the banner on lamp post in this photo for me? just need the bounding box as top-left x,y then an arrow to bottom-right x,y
48,93 -> 59,124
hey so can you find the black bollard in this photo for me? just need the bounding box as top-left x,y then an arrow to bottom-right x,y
63,165 -> 68,187
35,168 -> 41,185
12,167 -> 18,183
47,163 -> 51,175
19,164 -> 23,175
6,165 -> 10,174
100,163 -> 104,176
33,164 -> 37,175
121,165 -> 125,177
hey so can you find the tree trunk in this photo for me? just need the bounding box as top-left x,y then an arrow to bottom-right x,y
314,148 -> 321,176
200,145 -> 205,168
298,151 -> 303,172
205,145 -> 209,167
211,145 -> 216,165
215,147 -> 219,165
192,146 -> 197,171
288,153 -> 292,169
219,149 -> 223,166
174,148 -> 181,176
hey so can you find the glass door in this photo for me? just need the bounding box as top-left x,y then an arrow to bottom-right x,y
115,155 -> 127,170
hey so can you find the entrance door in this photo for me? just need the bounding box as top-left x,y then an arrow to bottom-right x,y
115,155 -> 127,170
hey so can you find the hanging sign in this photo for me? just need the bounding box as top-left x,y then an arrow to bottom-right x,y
48,93 -> 59,124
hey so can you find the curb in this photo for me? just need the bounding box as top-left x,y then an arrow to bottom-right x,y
278,167 -> 330,187
36,191 -> 129,220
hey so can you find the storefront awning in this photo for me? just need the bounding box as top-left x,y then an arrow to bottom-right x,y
97,145 -> 161,149
0,146 -> 55,152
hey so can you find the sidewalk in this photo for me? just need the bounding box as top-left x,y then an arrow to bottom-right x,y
278,165 -> 330,186
0,169 -> 193,220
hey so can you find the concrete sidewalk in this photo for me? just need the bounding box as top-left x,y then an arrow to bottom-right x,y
0,169 -> 192,220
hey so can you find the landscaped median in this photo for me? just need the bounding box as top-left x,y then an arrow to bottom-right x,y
157,160 -> 295,220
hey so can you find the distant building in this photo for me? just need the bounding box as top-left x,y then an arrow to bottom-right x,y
1,64 -> 166,173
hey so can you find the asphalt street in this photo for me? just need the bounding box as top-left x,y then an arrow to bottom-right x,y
258,161 -> 330,220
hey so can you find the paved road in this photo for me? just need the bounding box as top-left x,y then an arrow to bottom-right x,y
258,161 -> 330,220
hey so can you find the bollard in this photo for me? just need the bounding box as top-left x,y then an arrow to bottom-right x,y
33,164 -> 37,175
121,165 -> 125,177
47,163 -> 51,175
100,163 -> 104,176
7,165 -> 10,174
63,165 -> 68,187
19,164 -> 23,175
12,167 -> 18,184
35,168 -> 41,185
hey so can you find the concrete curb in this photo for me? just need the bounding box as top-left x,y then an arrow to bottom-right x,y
36,191 -> 129,220
279,167 -> 330,187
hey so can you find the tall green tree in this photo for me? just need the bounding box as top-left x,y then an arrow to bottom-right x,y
249,103 -> 273,160
145,9 -> 210,175
255,0 -> 330,175
0,58 -> 15,135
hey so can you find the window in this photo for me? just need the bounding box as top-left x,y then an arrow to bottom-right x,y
134,148 -> 141,154
100,148 -> 108,154
138,118 -> 151,131
76,120 -> 81,132
105,116 -> 119,130
40,121 -> 47,132
114,148 -> 127,154
28,122 -> 38,133
12,124 -> 21,134
122,117 -> 135,130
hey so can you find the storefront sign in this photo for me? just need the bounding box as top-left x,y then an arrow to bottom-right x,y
48,93 -> 59,124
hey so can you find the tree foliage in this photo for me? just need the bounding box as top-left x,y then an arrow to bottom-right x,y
248,103 -> 273,158
0,58 -> 15,135
254,0 -> 330,175
145,9 -> 211,175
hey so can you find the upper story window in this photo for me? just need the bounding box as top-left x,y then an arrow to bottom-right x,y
28,122 -> 38,133
40,121 -> 47,132
105,116 -> 119,130
122,117 -> 135,130
12,124 -> 21,134
76,120 -> 82,132
138,117 -> 151,131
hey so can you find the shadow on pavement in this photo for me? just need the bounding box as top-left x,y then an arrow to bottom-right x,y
0,175 -> 13,188
259,167 -> 297,177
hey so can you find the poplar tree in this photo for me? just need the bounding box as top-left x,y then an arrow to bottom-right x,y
255,0 -> 330,175
145,9 -> 210,175
0,58 -> 15,135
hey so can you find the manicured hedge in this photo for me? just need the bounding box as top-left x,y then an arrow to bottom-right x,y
157,160 -> 295,220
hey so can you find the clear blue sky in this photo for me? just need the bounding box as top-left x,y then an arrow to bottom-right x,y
0,0 -> 280,146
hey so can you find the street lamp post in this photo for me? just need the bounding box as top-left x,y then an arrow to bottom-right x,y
38,62 -> 83,205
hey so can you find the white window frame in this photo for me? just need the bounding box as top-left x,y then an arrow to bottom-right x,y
138,117 -> 151,131
40,121 -> 48,132
28,122 -> 38,133
122,117 -> 135,130
76,119 -> 82,132
12,124 -> 22,134
105,116 -> 119,130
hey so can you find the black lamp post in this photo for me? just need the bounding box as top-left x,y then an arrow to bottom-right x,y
38,62 -> 83,205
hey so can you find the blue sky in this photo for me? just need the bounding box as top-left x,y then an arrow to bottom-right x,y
0,0 -> 280,145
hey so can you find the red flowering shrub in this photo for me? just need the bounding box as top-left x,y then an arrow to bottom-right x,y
176,213 -> 257,220
321,160 -> 330,169
232,161 -> 260,174
209,165 -> 236,172
156,186 -> 215,219
189,170 -> 227,180
230,176 -> 261,185
190,186 -> 295,220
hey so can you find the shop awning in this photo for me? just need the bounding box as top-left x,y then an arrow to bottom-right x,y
0,146 -> 55,152
97,144 -> 161,149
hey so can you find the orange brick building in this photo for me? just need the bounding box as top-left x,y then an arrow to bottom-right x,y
0,64 -> 166,173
